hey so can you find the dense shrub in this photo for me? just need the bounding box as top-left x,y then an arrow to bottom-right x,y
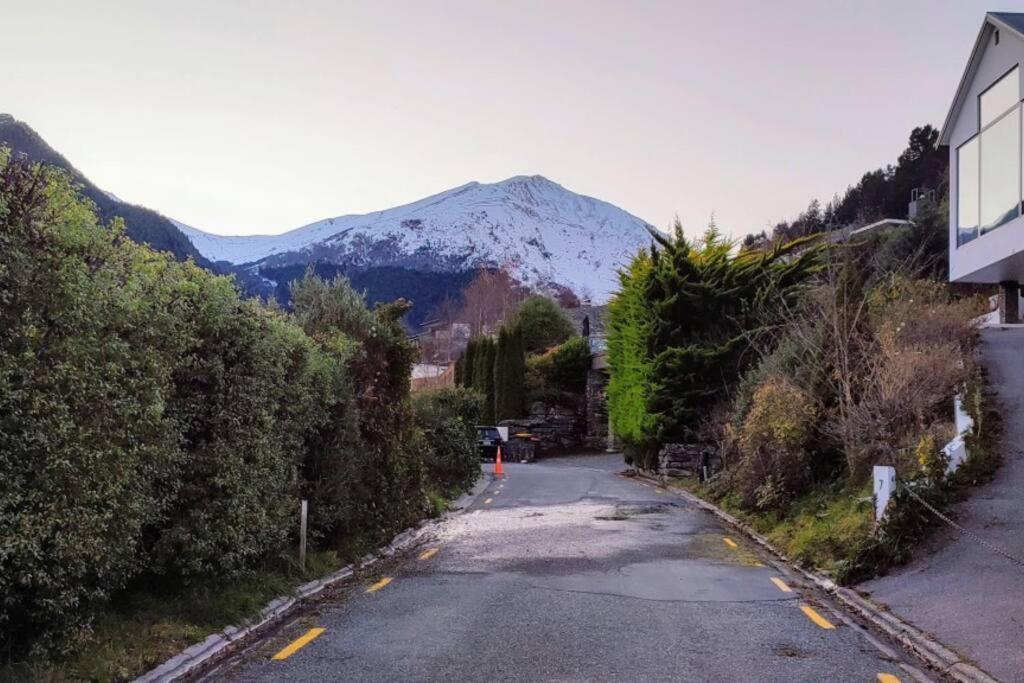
0,152 -> 465,657
513,295 -> 575,353
0,156 -> 186,653
734,376 -> 817,510
525,336 -> 591,395
606,252 -> 658,466
413,387 -> 484,495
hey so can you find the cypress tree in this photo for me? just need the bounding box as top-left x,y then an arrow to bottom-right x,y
461,338 -> 477,388
493,327 -> 509,420
493,326 -> 526,421
474,337 -> 496,424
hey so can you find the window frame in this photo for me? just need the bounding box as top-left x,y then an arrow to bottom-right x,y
957,134 -> 980,247
958,64 -> 1023,247
979,65 -> 1019,128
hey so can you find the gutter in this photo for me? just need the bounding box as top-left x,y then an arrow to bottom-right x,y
134,472 -> 492,682
634,471 -> 999,683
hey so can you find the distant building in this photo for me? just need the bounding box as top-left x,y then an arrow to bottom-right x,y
412,318 -> 471,363
941,12 -> 1024,322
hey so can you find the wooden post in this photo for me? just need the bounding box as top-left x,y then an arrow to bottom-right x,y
299,499 -> 308,570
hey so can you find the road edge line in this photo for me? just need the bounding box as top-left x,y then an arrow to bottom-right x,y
633,471 -> 999,683
134,469 -> 491,683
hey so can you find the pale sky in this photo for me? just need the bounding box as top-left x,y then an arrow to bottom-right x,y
1,1 -> 998,237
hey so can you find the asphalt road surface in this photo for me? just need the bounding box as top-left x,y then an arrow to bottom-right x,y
215,454 -> 932,683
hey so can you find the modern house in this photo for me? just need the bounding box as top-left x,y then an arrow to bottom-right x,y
942,12 -> 1024,322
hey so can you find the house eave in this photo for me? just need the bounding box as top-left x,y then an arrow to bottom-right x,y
939,18 -> 997,147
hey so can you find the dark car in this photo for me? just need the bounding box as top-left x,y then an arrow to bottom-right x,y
477,425 -> 503,461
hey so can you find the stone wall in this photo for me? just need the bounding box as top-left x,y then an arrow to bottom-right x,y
500,401 -> 584,454
584,368 -> 609,449
658,443 -> 717,479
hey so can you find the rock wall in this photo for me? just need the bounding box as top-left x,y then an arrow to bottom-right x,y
658,443 -> 715,479
500,402 -> 583,454
585,368 -> 609,449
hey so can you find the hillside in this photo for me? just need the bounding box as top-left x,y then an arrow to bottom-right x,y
0,114 -> 211,267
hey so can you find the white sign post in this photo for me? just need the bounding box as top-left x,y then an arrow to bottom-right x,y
873,466 -> 896,524
299,499 -> 308,570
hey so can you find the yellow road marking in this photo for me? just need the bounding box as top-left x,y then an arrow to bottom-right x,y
272,627 -> 326,660
799,604 -> 835,630
723,537 -> 738,549
418,548 -> 439,561
770,577 -> 793,593
484,497 -> 493,504
366,577 -> 393,593
877,674 -> 901,683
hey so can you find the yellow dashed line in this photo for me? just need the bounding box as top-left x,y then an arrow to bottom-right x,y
418,548 -> 439,561
272,627 -> 326,660
877,674 -> 901,683
723,537 -> 738,549
484,497 -> 493,504
799,604 -> 835,630
770,577 -> 793,593
366,577 -> 393,593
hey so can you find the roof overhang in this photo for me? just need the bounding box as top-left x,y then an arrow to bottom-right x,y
939,13 -> 1024,147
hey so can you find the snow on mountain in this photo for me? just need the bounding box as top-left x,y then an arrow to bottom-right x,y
176,175 -> 654,302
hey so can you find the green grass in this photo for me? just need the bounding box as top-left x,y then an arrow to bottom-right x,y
674,479 -> 875,581
1,551 -> 347,683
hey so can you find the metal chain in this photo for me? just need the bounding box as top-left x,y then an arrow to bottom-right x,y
898,481 -> 1024,571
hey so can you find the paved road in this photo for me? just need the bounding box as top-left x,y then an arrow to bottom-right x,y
865,326 -> 1024,682
218,454 -> 930,682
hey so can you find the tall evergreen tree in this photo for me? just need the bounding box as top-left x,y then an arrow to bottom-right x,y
460,338 -> 477,388
473,337 -> 497,424
645,222 -> 822,444
494,324 -> 526,421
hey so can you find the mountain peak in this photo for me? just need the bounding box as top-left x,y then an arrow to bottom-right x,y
179,175 -> 653,302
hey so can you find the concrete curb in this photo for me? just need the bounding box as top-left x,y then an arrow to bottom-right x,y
634,472 -> 999,683
134,471 -> 489,683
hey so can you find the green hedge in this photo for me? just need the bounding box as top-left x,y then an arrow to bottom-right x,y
0,151 -> 462,657
413,387 -> 484,495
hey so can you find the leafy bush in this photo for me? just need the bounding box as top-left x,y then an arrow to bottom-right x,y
734,376 -> 817,510
525,337 -> 590,395
0,156 -> 185,654
413,387 -> 484,495
0,152 -> 436,658
513,295 -> 575,353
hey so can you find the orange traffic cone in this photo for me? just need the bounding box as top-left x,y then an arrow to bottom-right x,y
493,445 -> 505,477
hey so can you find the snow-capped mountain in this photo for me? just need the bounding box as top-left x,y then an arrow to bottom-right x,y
176,175 -> 653,302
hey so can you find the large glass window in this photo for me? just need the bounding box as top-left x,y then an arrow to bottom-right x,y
958,65 -> 1022,246
958,138 -> 979,245
981,106 -> 1020,234
981,66 -> 1019,127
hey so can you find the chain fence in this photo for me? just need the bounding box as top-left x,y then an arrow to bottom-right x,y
897,480 -> 1024,571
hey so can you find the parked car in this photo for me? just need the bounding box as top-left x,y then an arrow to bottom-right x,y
477,425 -> 503,461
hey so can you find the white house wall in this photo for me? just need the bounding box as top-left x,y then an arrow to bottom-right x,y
949,21 -> 1024,283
